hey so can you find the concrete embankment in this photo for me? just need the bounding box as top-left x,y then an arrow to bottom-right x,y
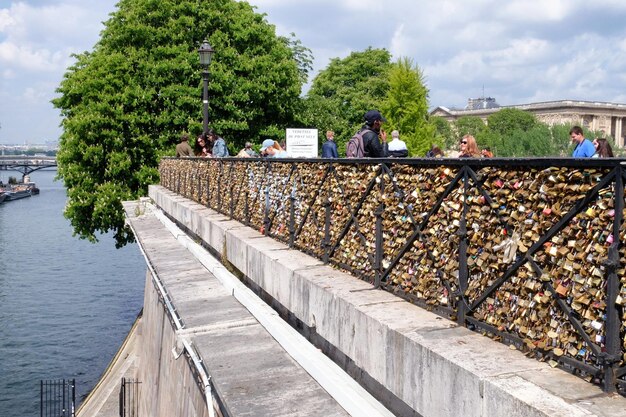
144,184 -> 626,417
78,197 -> 395,416
79,185 -> 626,417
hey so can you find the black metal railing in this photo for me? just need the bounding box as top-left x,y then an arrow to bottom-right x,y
159,156 -> 626,394
119,378 -> 140,417
40,379 -> 75,417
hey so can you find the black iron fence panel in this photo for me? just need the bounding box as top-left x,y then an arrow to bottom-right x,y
159,157 -> 625,394
119,378 -> 140,417
40,379 -> 75,417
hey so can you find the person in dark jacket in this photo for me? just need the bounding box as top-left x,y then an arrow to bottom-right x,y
360,110 -> 388,157
321,130 -> 339,158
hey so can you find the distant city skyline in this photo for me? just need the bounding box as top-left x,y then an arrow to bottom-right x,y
3,1 -> 626,144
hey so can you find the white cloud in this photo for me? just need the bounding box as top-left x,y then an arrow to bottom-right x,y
3,0 -> 626,143
497,0 -> 572,22
0,8 -> 16,31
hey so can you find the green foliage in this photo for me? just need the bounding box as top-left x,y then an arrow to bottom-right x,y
454,116 -> 486,139
302,48 -> 392,155
53,0 -> 304,246
282,32 -> 313,85
486,108 -> 538,136
477,120 -> 575,157
431,116 -> 454,150
478,125 -> 553,157
549,124 -> 579,156
380,57 -> 434,156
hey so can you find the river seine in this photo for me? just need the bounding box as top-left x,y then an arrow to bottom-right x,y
0,169 -> 146,417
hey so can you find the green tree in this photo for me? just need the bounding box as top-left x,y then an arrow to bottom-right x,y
380,57 -> 434,156
53,0 -> 305,246
431,116 -> 454,150
486,108 -> 538,136
454,116 -> 486,139
284,32 -> 313,85
481,125 -> 554,157
302,48 -> 392,154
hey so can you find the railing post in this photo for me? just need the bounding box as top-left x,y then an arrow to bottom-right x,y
374,203 -> 384,288
322,194 -> 331,262
217,161 -> 223,213
457,167 -> 469,326
244,187 -> 250,225
196,162 -> 201,203
229,163 -> 234,219
289,183 -> 297,247
602,167 -> 623,392
71,379 -> 75,417
263,184 -> 270,236
206,164 -> 211,208
374,166 -> 385,288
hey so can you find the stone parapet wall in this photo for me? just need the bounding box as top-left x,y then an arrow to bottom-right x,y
159,157 -> 626,394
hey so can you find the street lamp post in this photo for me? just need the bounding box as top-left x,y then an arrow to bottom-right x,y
198,39 -> 215,138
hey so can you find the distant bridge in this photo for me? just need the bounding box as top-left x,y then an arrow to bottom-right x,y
0,156 -> 57,180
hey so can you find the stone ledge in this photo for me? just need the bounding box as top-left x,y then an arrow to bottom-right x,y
124,200 -> 354,417
149,185 -> 626,417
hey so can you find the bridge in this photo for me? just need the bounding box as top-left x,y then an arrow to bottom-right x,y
0,155 -> 57,180
80,156 -> 626,417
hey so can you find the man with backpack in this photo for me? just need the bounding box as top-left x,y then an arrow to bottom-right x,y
346,110 -> 388,158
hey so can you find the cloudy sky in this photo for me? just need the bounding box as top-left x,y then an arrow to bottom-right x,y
2,0 -> 626,144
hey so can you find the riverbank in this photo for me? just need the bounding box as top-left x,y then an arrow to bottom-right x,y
76,312 -> 142,417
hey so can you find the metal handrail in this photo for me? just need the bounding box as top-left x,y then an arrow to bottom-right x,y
159,156 -> 626,394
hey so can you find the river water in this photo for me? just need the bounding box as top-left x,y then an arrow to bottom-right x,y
0,169 -> 146,417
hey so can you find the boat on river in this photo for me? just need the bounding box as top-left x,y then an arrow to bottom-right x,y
0,191 -> 6,204
3,185 -> 32,201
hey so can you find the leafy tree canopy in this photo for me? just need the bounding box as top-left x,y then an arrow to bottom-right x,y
381,57 -> 435,156
486,108 -> 538,136
53,0 -> 305,246
454,115 -> 486,139
301,48 -> 392,154
431,116 -> 454,150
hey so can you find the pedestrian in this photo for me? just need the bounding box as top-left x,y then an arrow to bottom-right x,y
321,130 -> 339,158
195,134 -> 211,157
388,130 -> 408,157
459,134 -> 481,157
175,133 -> 194,157
570,126 -> 595,157
592,138 -> 614,158
260,139 -> 289,158
209,129 -> 229,158
243,141 -> 258,157
481,147 -> 494,158
425,144 -> 444,157
359,110 -> 388,157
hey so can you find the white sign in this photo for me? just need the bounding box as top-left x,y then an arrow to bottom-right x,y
286,128 -> 318,158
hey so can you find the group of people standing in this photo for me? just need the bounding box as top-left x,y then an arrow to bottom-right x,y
175,130 -> 229,158
176,114 -> 617,160
176,131 -> 290,159
322,110 -> 408,158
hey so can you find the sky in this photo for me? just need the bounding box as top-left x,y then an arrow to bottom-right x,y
2,1 -> 626,144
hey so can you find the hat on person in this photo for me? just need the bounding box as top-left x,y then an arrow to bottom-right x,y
260,139 -> 275,152
364,110 -> 387,124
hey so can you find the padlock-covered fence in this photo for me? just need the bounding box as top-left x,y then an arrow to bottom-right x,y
159,156 -> 626,394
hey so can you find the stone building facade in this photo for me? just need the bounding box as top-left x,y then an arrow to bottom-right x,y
430,99 -> 626,146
